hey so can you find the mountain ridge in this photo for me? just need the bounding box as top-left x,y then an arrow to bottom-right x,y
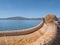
0,16 -> 41,20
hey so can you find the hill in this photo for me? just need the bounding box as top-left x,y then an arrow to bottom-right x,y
0,16 -> 41,20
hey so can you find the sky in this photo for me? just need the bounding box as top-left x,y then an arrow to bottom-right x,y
0,0 -> 60,18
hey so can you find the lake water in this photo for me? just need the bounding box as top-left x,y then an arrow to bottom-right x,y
0,20 -> 41,31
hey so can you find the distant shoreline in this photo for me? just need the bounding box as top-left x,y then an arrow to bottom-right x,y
0,19 -> 41,20
0,16 -> 42,20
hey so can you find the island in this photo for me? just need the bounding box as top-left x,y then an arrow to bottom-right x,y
0,16 -> 42,20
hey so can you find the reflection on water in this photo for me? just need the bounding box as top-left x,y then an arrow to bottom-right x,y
0,20 -> 41,31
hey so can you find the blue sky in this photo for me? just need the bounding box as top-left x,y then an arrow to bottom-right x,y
0,0 -> 60,18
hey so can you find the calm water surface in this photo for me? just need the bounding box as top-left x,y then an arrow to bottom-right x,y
0,20 -> 41,31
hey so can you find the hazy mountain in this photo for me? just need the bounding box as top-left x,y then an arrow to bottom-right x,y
0,16 -> 41,20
